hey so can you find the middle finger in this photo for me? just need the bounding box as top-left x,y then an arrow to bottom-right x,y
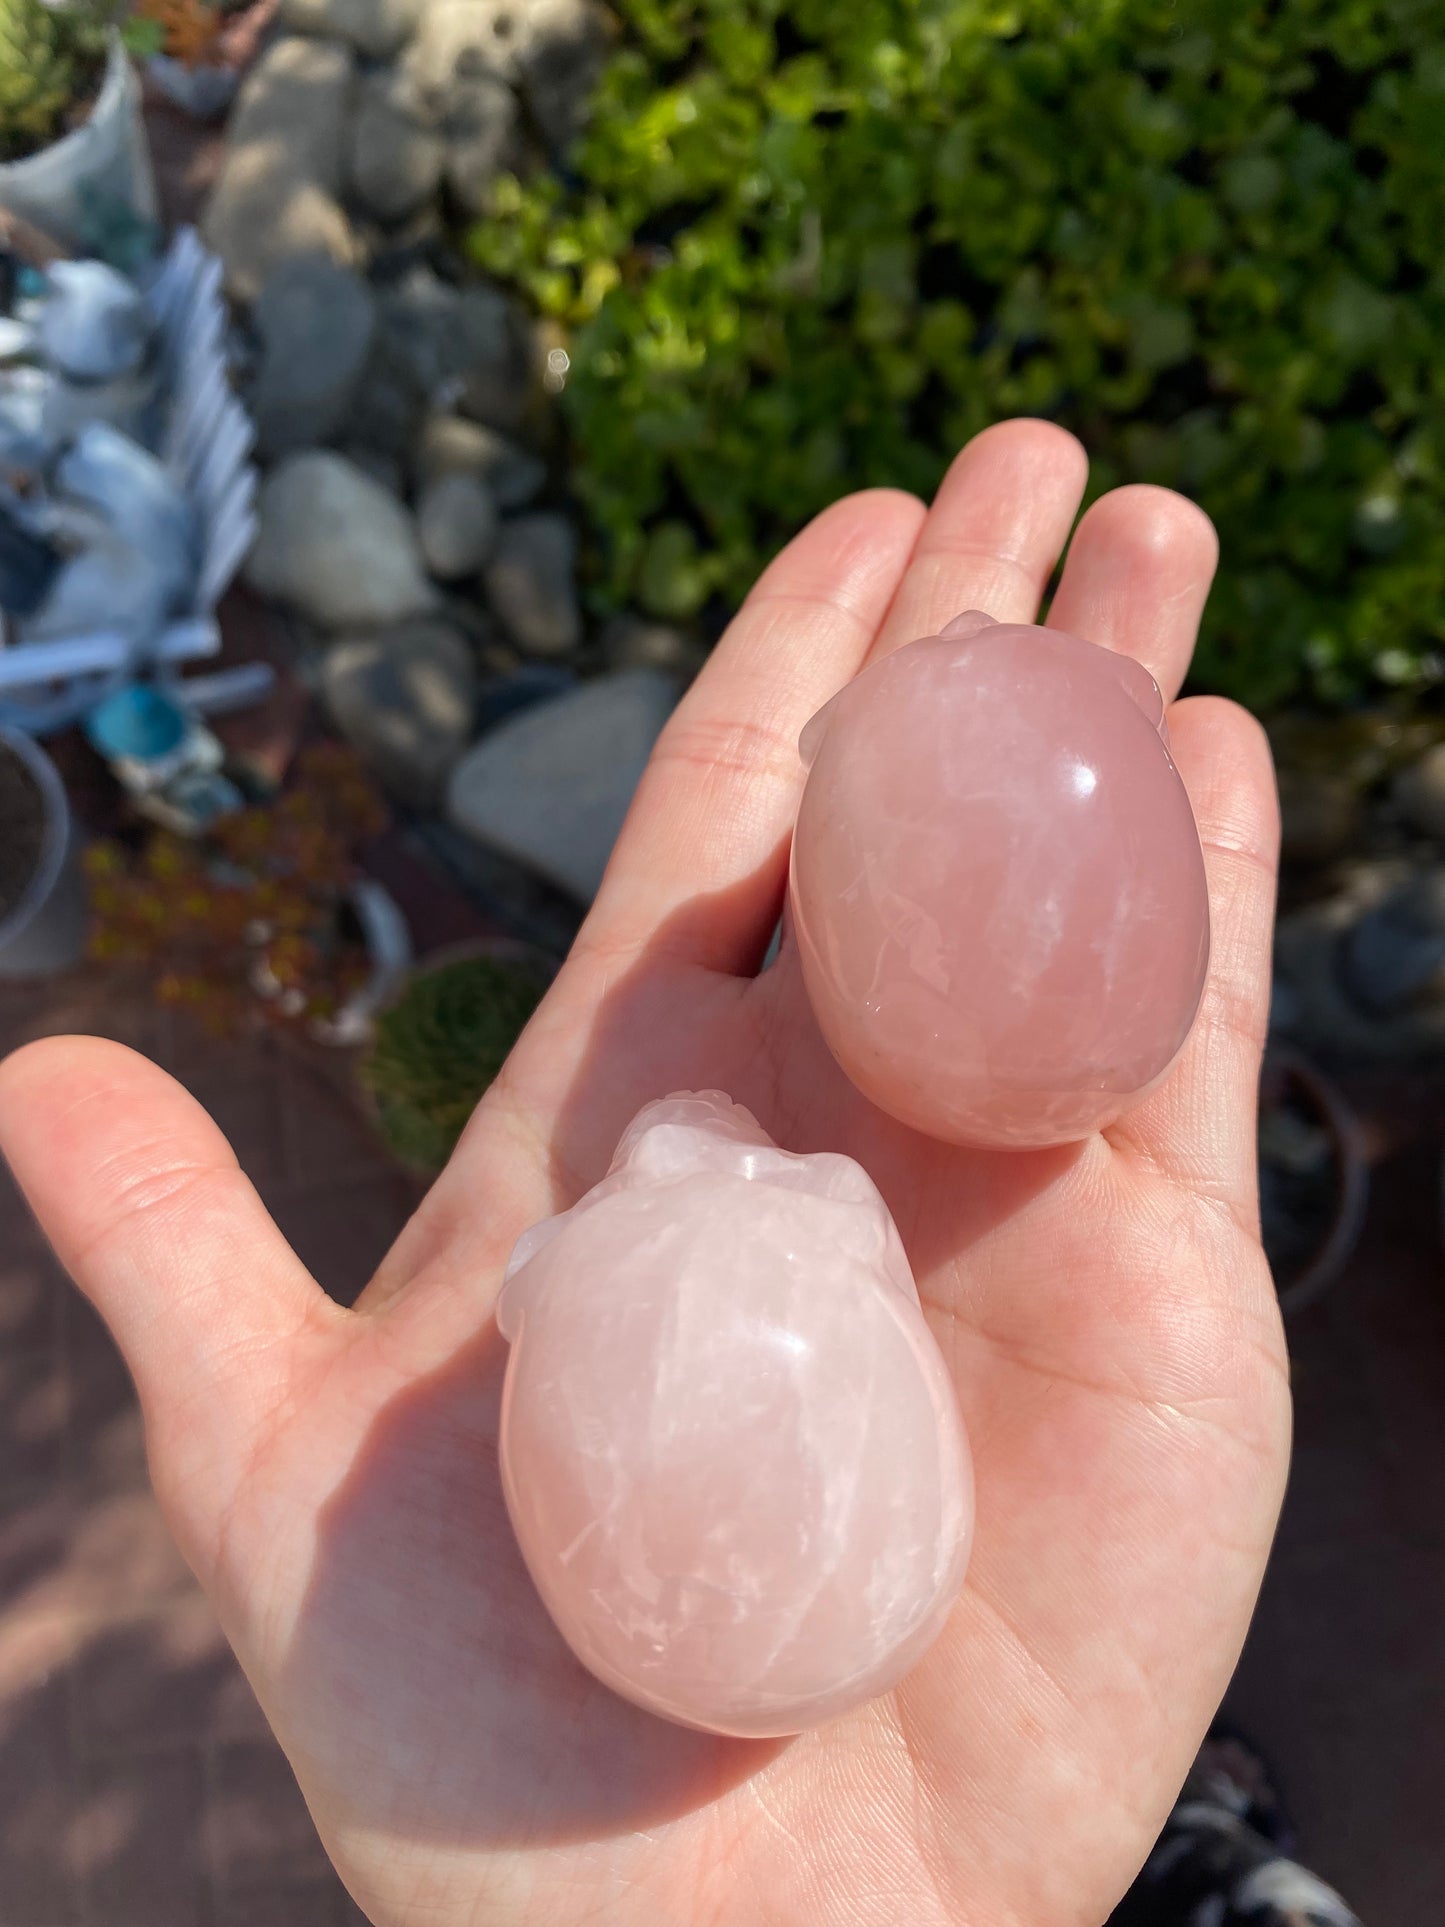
865,418 -> 1090,663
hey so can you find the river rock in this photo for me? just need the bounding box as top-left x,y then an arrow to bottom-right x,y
415,414 -> 545,508
396,0 -> 525,215
336,443 -> 406,496
202,38 -> 357,302
416,414 -> 547,508
1341,869 -> 1445,1015
402,0 -> 522,103
250,257 -> 375,458
352,268 -> 529,459
600,613 -> 707,681
517,0 -> 606,149
474,662 -> 576,734
417,472 -> 498,579
322,618 -> 477,805
1275,858 -> 1445,1060
347,69 -> 446,222
454,285 -> 532,431
1277,767 -> 1362,866
485,513 -> 580,655
246,451 -> 435,629
279,0 -> 421,57
403,0 -> 601,118
399,0 -> 593,196
345,330 -> 424,470
446,669 -> 677,899
1393,743 -> 1445,842
445,72 -> 520,214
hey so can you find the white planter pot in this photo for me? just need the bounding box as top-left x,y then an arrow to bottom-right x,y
0,34 -> 157,255
0,727 -> 88,978
0,228 -> 259,735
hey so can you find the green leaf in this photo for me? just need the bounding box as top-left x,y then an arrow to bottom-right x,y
465,0 -> 1445,713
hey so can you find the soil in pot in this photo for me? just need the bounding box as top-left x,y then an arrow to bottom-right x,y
0,745 -> 46,923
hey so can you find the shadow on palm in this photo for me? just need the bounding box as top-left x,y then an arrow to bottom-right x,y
282,1313 -> 787,1850
0,425 -> 1292,1927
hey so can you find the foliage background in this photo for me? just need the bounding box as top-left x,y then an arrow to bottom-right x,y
473,0 -> 1445,712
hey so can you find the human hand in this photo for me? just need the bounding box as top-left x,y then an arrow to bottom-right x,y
0,420 -> 1289,1927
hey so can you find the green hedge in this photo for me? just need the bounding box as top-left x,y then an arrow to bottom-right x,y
472,0 -> 1445,712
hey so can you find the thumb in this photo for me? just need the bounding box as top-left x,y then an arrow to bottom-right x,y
0,1035 -> 339,1543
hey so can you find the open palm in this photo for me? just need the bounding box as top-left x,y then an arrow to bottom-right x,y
0,422 -> 1289,1927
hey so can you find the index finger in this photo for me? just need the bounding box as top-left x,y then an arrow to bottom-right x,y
584,488 -> 925,977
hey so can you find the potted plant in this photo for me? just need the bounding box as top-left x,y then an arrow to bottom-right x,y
361,946 -> 552,1172
0,0 -> 157,262
0,723 -> 88,977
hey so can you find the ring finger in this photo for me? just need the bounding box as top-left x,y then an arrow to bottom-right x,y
1048,482 -> 1219,702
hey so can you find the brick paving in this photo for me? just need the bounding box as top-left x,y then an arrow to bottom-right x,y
2,964 -> 1445,1923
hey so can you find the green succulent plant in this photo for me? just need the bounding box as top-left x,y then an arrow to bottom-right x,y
471,0 -> 1445,714
363,954 -> 548,1172
0,0 -> 109,163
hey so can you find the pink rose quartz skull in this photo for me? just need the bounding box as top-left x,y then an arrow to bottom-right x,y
496,1093 -> 974,1738
789,611 -> 1211,1148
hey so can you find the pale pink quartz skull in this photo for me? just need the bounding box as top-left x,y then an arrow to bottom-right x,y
496,1093 -> 973,1738
789,612 -> 1211,1148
